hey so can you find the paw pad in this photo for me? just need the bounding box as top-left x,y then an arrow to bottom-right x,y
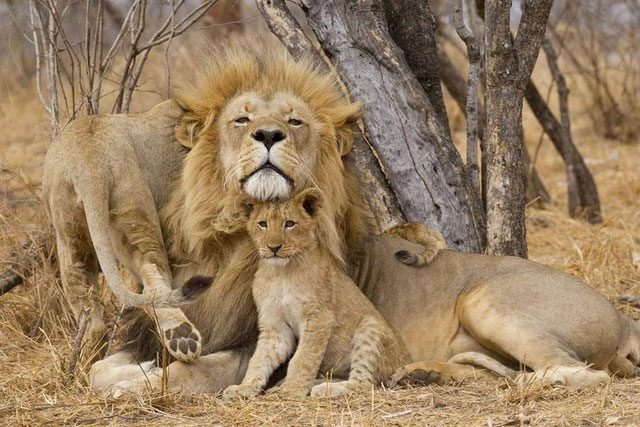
163,322 -> 201,362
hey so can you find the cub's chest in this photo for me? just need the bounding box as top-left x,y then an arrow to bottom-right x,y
256,277 -> 312,336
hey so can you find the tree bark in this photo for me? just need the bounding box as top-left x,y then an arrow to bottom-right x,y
383,1 -> 451,135
483,0 -> 552,257
300,0 -> 486,252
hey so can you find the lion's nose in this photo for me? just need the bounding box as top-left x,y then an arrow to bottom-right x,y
252,129 -> 286,150
267,244 -> 282,254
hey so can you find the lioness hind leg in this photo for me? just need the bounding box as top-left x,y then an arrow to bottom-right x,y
50,198 -> 108,365
457,295 -> 611,389
109,191 -> 202,363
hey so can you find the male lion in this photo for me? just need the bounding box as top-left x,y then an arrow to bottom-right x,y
223,189 -> 409,399
88,42 -> 640,395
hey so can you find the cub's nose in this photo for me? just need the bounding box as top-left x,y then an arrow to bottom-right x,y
252,129 -> 286,150
267,244 -> 282,254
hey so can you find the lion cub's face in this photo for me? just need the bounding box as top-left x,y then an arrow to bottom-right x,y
219,92 -> 322,201
246,189 -> 323,266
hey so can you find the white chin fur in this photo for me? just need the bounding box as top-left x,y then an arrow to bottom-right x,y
263,257 -> 290,267
243,169 -> 291,200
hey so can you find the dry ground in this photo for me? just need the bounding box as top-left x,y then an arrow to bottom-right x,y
0,68 -> 639,426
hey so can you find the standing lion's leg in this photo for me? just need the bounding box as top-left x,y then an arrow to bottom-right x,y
108,184 -> 203,363
92,348 -> 251,397
50,198 -> 107,366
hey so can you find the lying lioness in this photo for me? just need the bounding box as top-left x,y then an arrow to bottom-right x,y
223,189 -> 410,399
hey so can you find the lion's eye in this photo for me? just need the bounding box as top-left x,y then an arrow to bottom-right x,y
234,117 -> 250,125
284,220 -> 296,229
257,220 -> 268,229
288,118 -> 303,127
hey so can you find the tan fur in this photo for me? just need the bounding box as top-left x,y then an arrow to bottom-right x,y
42,100 -> 211,363
89,42 -> 640,396
223,189 -> 409,399
384,222 -> 447,267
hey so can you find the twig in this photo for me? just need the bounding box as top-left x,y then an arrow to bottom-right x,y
453,0 -> 481,197
136,0 -> 218,51
105,305 -> 124,356
164,0 -> 176,99
543,38 -> 570,132
64,307 -> 91,385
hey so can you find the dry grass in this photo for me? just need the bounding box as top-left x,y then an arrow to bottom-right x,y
1,57 -> 639,426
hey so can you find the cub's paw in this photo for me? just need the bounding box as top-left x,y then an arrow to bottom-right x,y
266,384 -> 309,398
310,381 -> 351,398
388,365 -> 441,388
223,384 -> 261,400
163,321 -> 201,363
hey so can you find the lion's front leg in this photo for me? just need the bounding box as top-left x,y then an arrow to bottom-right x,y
270,312 -> 333,398
224,324 -> 296,399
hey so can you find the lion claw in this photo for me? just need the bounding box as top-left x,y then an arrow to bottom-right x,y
389,367 -> 441,388
223,384 -> 260,400
163,321 -> 201,363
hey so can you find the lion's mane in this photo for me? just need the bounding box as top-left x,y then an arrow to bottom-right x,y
162,42 -> 369,270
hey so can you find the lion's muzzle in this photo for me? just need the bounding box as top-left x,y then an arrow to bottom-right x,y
241,162 -> 294,200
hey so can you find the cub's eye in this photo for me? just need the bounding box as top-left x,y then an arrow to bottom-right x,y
257,220 -> 268,229
234,116 -> 250,125
284,220 -> 296,229
288,118 -> 303,127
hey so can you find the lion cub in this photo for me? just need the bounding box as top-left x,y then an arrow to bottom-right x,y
223,189 -> 410,399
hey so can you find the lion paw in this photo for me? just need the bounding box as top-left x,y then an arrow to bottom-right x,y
223,384 -> 261,400
310,381 -> 351,398
163,321 -> 201,363
389,366 -> 441,388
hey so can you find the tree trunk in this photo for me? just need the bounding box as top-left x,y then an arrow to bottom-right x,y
524,82 -> 602,222
301,0 -> 486,252
483,0 -> 552,257
436,40 -> 550,206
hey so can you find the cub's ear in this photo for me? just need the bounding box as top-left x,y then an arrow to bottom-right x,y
295,188 -> 324,217
332,101 -> 363,156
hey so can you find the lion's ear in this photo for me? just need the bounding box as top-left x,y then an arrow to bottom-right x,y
242,202 -> 255,218
333,101 -> 363,156
295,188 -> 324,217
175,110 -> 216,149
